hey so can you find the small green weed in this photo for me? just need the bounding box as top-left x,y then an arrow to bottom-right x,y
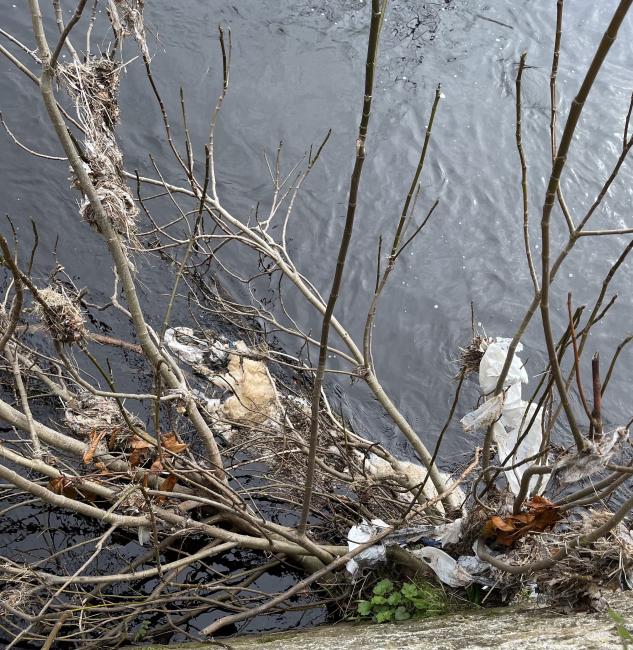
356,578 -> 449,624
133,619 -> 151,642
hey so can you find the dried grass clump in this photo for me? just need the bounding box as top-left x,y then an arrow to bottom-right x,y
58,57 -> 138,238
35,287 -> 85,343
456,334 -> 490,379
491,509 -> 633,609
65,391 -> 142,439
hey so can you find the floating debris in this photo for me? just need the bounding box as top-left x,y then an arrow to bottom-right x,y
462,336 -> 546,496
164,327 -> 229,367
65,391 -> 141,438
494,402 -> 547,496
457,333 -> 489,379
213,341 -> 280,427
479,338 -> 528,396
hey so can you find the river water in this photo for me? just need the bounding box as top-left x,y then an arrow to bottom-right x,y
2,0 -> 633,461
1,0 -> 633,640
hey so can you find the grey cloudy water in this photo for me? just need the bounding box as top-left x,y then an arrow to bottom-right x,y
2,0 -> 633,461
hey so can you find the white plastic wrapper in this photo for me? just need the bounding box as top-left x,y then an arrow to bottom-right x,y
460,394 -> 504,432
413,547 -> 475,587
493,401 -> 547,496
435,518 -> 463,548
479,338 -> 528,395
164,327 -> 205,364
346,518 -> 390,575
457,554 -> 490,576
164,327 -> 228,366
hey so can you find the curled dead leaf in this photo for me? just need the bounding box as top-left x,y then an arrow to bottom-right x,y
83,429 -> 107,465
129,435 -> 152,468
155,473 -> 178,504
524,495 -> 557,512
159,473 -> 178,492
161,432 -> 187,454
130,436 -> 152,449
94,461 -> 110,475
482,498 -> 561,547
489,516 -> 515,533
48,476 -> 78,499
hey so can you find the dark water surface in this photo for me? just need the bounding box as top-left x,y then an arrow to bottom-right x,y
1,0 -> 633,640
2,0 -> 633,459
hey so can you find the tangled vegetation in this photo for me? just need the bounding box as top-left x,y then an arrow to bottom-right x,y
0,0 -> 633,647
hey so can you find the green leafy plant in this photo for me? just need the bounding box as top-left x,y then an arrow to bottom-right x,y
609,609 -> 633,649
133,619 -> 151,642
356,578 -> 449,624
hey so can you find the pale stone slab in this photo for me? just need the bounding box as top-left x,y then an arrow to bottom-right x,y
130,594 -> 633,650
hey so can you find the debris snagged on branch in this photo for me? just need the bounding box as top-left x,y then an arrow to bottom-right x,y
479,338 -> 528,395
457,333 -> 489,378
461,394 -> 504,432
493,402 -> 546,496
58,57 -> 138,237
413,546 -> 480,587
35,286 -> 85,343
556,427 -> 628,484
65,392 -> 141,439
212,341 -> 281,427
164,327 -> 229,368
462,336 -> 547,496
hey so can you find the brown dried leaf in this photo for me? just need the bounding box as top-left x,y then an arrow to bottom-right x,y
525,495 -> 557,512
161,432 -> 187,454
129,448 -> 145,468
483,504 -> 562,547
154,473 -> 178,505
130,435 -> 152,449
94,461 -> 110,475
129,435 -> 152,468
83,429 -> 107,465
150,458 -> 164,474
48,476 -> 78,499
526,507 -> 561,532
490,516 -> 516,533
159,474 -> 178,492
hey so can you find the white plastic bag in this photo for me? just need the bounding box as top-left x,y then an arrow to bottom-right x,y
164,327 -> 228,365
462,335 -> 546,497
346,519 -> 390,575
413,547 -> 475,587
479,338 -> 528,395
493,401 -> 547,496
460,395 -> 504,432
